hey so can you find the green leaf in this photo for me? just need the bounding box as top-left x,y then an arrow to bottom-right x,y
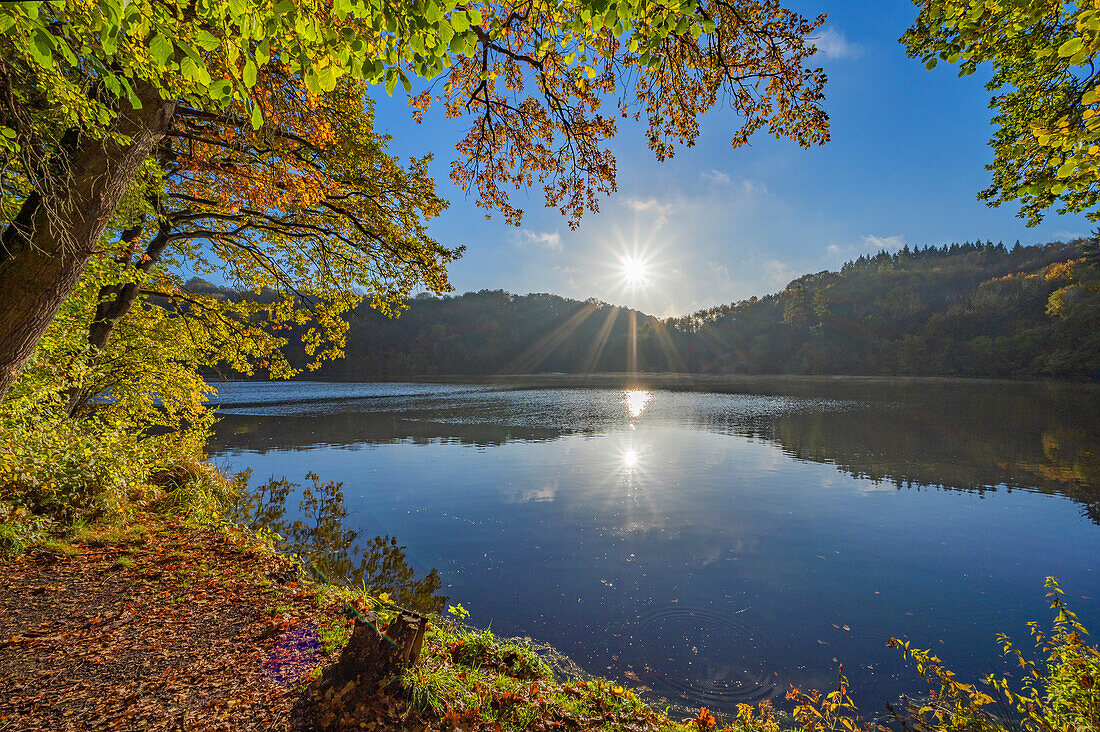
176,40 -> 203,62
437,21 -> 454,44
1058,37 -> 1084,58
317,64 -> 337,91
30,29 -> 56,68
180,55 -> 211,86
149,34 -> 173,66
210,79 -> 233,100
101,71 -> 121,96
195,29 -> 221,52
304,68 -> 321,94
119,77 -> 141,109
243,58 -> 258,87
256,39 -> 271,66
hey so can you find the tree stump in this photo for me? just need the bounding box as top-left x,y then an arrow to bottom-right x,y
331,611 -> 426,689
314,610 -> 428,726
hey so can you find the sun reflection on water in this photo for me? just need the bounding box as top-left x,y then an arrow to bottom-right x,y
623,389 -> 651,418
622,448 -> 639,469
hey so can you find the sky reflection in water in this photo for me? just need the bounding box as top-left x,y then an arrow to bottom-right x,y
208,379 -> 1100,716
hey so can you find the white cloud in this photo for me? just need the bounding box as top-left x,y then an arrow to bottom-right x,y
825,235 -> 905,264
514,229 -> 563,251
621,196 -> 664,212
1054,230 -> 1087,242
700,170 -> 769,196
812,27 -> 862,60
860,234 -> 906,251
620,196 -> 678,227
707,261 -> 732,283
763,259 -> 798,290
740,179 -> 768,195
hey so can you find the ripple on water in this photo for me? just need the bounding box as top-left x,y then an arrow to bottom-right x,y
633,606 -> 777,708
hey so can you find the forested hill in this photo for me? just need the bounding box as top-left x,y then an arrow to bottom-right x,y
306,291 -> 663,378
198,239 -> 1100,380
670,239 -> 1100,379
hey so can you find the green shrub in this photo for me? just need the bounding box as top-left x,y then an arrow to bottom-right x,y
888,577 -> 1100,732
0,395 -> 237,536
0,402 -> 151,522
788,577 -> 1100,732
0,502 -> 54,554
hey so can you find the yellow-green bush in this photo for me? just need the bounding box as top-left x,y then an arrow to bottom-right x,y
784,578 -> 1100,732
0,401 -> 152,522
888,578 -> 1099,732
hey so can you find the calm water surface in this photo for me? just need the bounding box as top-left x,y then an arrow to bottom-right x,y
207,378 -> 1100,715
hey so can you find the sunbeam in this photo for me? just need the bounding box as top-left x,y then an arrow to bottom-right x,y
502,302 -> 599,373
581,306 -> 621,373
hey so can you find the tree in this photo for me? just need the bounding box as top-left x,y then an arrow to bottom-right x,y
0,0 -> 830,399
903,1 -> 1100,226
76,70 -> 456,395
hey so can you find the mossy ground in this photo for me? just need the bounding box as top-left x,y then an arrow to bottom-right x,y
399,622 -> 703,732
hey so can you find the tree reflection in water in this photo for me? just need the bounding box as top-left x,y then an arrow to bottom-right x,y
232,472 -> 447,615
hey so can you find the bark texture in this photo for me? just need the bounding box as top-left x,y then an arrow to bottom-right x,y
0,86 -> 176,401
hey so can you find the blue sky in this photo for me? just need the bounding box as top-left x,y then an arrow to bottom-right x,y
371,1 -> 1095,317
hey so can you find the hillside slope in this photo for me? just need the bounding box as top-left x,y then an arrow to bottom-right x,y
195,240 -> 1100,380
311,291 -> 662,378
668,240 -> 1100,378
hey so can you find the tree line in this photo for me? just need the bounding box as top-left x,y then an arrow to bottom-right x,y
188,238 -> 1100,381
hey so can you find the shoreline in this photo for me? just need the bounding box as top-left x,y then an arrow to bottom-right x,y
206,372 -> 1100,391
0,508 -> 723,731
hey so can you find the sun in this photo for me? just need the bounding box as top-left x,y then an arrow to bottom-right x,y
621,256 -> 650,289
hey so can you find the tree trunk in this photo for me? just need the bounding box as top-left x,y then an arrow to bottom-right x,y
0,86 -> 176,401
85,221 -> 172,353
65,220 -> 174,416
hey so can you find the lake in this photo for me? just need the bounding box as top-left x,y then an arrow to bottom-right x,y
207,376 -> 1100,716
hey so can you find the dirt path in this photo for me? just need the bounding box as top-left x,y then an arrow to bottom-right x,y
0,520 -> 331,731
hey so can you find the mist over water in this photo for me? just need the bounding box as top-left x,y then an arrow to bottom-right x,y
207,377 -> 1100,715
